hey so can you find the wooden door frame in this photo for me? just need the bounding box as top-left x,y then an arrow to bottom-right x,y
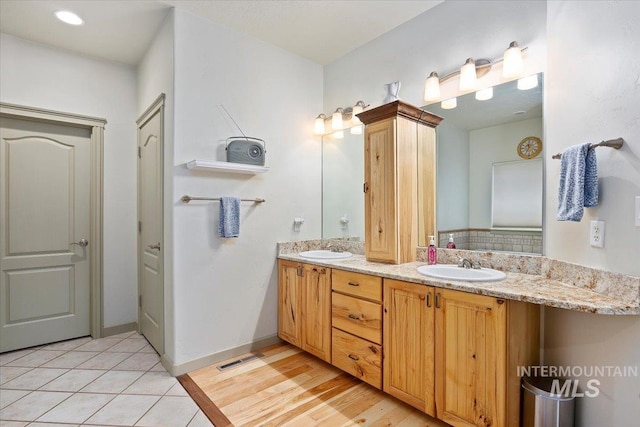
136,93 -> 165,353
0,102 -> 106,339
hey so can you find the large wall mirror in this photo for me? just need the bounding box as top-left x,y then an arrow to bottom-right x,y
322,131 -> 365,240
321,73 -> 543,255
425,73 -> 544,254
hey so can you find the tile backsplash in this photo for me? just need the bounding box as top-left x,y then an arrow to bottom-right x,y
438,228 -> 542,254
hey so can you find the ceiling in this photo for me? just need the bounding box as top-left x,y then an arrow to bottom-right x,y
0,0 -> 442,66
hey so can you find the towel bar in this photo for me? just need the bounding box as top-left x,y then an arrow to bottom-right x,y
181,195 -> 265,204
552,138 -> 624,159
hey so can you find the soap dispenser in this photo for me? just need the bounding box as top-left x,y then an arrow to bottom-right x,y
428,235 -> 437,265
447,233 -> 456,249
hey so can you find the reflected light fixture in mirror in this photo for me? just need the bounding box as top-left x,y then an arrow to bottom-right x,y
475,87 -> 493,101
518,74 -> 539,90
333,130 -> 344,139
441,98 -> 457,109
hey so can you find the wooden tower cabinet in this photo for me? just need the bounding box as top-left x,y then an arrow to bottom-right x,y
357,101 -> 442,264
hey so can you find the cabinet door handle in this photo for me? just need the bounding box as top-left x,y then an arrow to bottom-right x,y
347,282 -> 359,287
348,354 -> 360,361
348,314 -> 360,321
363,182 -> 369,193
426,293 -> 432,308
435,292 -> 441,309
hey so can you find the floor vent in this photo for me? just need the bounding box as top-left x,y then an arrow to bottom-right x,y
216,353 -> 264,371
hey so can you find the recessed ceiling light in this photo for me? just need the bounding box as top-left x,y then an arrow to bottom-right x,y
54,10 -> 84,26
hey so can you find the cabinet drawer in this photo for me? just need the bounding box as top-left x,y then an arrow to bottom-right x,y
332,269 -> 382,302
332,292 -> 382,344
332,328 -> 382,390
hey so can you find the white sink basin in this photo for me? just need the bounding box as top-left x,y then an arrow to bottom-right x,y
417,264 -> 506,282
299,250 -> 353,260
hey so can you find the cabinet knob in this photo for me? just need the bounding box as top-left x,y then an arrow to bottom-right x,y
348,314 -> 360,321
348,354 -> 360,361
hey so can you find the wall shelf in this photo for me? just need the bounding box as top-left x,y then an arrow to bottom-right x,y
186,159 -> 269,174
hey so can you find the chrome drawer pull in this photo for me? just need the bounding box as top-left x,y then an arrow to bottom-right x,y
348,354 -> 360,361
348,314 -> 360,321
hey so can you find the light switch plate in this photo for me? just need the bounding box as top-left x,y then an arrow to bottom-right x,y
590,220 -> 605,248
635,196 -> 640,227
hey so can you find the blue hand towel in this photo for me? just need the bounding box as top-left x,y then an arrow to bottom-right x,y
557,143 -> 599,221
218,197 -> 240,238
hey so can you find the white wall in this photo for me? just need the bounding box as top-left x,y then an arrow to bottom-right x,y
544,1 -> 640,424
171,9 -> 323,365
0,34 -> 138,329
469,118 -> 543,228
137,11 -> 176,360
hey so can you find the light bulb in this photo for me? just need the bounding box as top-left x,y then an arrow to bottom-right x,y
54,10 -> 84,26
475,87 -> 493,101
424,71 -> 441,102
441,98 -> 457,109
313,114 -> 325,135
331,108 -> 343,130
350,125 -> 363,135
517,74 -> 538,90
351,103 -> 363,125
503,41 -> 523,78
459,58 -> 477,91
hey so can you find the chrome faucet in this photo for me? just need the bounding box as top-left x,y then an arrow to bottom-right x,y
458,258 -> 473,269
325,242 -> 344,253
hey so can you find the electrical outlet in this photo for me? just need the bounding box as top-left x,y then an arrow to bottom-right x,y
590,220 -> 605,248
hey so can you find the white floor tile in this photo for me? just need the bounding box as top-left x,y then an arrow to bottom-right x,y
0,390 -> 72,421
135,396 -> 199,427
74,338 -> 122,352
114,353 -> 159,371
165,382 -> 189,396
0,368 -> 68,390
37,392 -> 114,424
42,336 -> 92,351
123,371 -> 177,395
85,394 -> 160,426
76,352 -> 131,370
28,423 -> 79,427
0,367 -> 32,385
0,349 -> 36,366
4,351 -> 66,368
107,331 -> 137,340
41,351 -> 99,369
39,369 -> 106,392
149,362 -> 167,372
0,389 -> 29,409
137,342 -> 158,354
81,370 -> 145,394
187,410 -> 214,427
106,338 -> 148,353
0,421 -> 28,427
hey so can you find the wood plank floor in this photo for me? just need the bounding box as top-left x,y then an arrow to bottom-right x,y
179,343 -> 449,427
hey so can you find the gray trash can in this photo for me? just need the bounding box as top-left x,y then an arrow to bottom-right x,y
522,376 -> 575,427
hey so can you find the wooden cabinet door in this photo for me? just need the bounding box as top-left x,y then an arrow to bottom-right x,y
435,289 -> 507,427
301,264 -> 331,362
383,279 -> 436,416
364,118 -> 398,263
278,260 -> 301,346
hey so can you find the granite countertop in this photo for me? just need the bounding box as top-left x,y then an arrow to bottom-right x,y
278,253 -> 640,315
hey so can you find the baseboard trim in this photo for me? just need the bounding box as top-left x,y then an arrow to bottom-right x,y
164,334 -> 282,377
102,322 -> 138,337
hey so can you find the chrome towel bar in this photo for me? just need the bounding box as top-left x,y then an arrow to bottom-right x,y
181,195 -> 265,204
552,137 -> 624,159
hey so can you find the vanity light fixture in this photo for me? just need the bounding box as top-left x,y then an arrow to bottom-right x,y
331,108 -> 344,130
54,10 -> 84,26
313,114 -> 326,135
312,101 -> 369,136
475,87 -> 494,101
423,41 -> 528,103
459,58 -> 477,91
441,98 -> 457,109
517,74 -> 539,90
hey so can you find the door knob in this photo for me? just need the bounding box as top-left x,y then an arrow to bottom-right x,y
148,243 -> 161,250
71,239 -> 89,247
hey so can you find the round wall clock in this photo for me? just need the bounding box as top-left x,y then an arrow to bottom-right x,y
517,136 -> 542,159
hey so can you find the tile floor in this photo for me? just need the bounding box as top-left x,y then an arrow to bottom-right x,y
0,332 -> 213,427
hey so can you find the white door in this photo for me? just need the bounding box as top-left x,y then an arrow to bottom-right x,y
138,97 -> 164,354
0,117 -> 91,353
